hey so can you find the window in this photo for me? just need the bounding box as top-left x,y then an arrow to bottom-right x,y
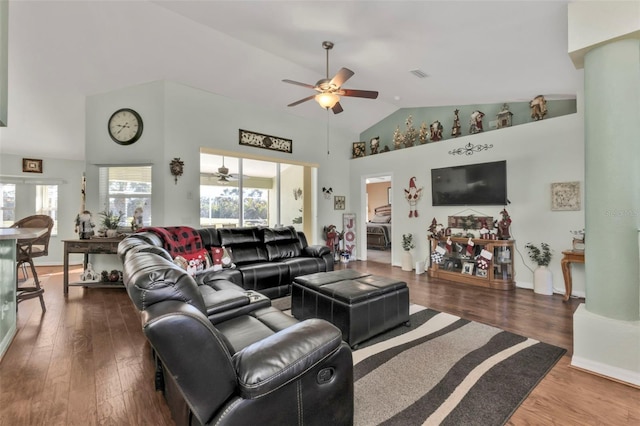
0,183 -> 15,226
199,153 -> 312,231
36,185 -> 58,234
99,166 -> 152,228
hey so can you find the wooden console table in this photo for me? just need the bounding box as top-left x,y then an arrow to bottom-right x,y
561,250 -> 584,302
63,238 -> 125,295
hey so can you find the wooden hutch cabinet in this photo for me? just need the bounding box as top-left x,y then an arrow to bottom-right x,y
428,236 -> 515,290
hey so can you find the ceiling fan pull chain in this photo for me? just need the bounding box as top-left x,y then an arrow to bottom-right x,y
326,108 -> 330,156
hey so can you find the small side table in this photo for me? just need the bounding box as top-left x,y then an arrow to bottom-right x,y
63,238 -> 124,295
561,250 -> 584,302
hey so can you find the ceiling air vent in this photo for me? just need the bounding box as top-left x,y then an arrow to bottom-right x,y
409,69 -> 428,79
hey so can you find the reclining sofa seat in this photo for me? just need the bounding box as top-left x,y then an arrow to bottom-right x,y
118,235 -> 354,426
196,225 -> 334,299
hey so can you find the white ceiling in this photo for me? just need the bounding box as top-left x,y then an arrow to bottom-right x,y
0,0 -> 582,162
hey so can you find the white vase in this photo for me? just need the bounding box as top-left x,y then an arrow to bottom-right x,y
106,229 -> 118,238
401,250 -> 413,271
533,265 -> 553,295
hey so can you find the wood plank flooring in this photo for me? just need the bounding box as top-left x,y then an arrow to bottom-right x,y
1,262 -> 638,425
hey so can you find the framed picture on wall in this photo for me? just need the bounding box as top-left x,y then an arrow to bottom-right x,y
22,158 -> 43,173
334,196 -> 345,210
551,182 -> 581,211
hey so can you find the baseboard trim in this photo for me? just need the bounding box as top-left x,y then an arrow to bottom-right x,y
571,356 -> 640,388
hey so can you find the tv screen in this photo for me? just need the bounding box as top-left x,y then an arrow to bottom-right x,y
431,160 -> 507,206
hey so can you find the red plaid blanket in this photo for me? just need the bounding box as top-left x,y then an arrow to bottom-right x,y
137,226 -> 204,258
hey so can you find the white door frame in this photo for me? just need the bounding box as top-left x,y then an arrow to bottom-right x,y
360,172 -> 393,264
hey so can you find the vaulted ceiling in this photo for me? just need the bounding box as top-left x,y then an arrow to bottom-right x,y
1,1 -> 582,161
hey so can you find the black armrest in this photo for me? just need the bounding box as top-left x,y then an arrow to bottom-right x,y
303,244 -> 331,257
232,319 -> 343,399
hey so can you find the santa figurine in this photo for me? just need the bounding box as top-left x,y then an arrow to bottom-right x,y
403,177 -> 423,218
75,210 -> 95,239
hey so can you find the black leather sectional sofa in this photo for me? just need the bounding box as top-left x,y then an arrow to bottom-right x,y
118,227 -> 352,426
196,225 -> 334,299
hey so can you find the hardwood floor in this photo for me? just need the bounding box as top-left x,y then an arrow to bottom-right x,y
1,262 -> 638,425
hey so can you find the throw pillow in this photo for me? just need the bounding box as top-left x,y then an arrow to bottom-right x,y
173,248 -> 211,276
210,246 -> 235,271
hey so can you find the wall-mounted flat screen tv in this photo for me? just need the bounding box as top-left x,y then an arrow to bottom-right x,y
431,160 -> 507,206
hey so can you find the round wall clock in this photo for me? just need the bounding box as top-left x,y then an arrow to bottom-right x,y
108,108 -> 143,145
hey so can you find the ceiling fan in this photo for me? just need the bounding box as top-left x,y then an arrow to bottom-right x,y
212,156 -> 238,184
283,41 -> 379,114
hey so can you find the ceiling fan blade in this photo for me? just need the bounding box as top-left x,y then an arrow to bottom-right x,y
287,95 -> 316,107
330,68 -> 354,88
340,89 -> 379,99
332,102 -> 344,114
282,79 -> 316,89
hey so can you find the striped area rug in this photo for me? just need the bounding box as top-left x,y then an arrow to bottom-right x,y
353,305 -> 566,426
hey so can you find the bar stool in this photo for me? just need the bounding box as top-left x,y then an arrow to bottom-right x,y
10,215 -> 54,312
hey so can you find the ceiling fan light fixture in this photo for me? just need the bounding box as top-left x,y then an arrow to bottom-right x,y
316,92 -> 340,109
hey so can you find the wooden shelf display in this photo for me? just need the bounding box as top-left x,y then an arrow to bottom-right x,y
428,237 -> 515,290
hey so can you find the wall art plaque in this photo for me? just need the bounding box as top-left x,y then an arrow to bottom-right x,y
239,129 -> 292,153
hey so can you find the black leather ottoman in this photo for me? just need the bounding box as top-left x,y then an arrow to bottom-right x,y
291,270 -> 410,348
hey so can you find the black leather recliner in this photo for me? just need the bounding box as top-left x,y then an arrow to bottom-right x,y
120,238 -> 354,426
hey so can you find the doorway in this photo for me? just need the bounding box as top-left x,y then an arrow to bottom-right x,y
365,175 -> 392,264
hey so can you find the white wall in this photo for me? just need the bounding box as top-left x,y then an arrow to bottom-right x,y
351,105 -> 586,296
0,153 -> 86,265
85,80 -> 357,245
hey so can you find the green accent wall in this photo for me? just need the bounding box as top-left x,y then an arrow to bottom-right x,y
360,99 -> 577,154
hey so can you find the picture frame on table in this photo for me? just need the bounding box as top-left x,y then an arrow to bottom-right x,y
462,262 -> 475,275
476,268 -> 487,278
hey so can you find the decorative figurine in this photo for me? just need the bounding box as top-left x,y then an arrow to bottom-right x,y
131,206 -> 144,231
496,103 -> 513,128
393,125 -> 404,150
419,122 -> 429,144
495,208 -> 512,240
323,224 -> 343,262
451,109 -> 461,137
530,95 -> 547,120
428,217 -> 443,238
370,136 -> 380,154
403,115 -> 417,148
75,210 -> 95,239
80,263 -> 99,281
403,177 -> 423,218
469,110 -> 485,134
430,120 -> 443,142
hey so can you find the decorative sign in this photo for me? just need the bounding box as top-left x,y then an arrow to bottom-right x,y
551,181 -> 581,211
449,142 -> 494,156
239,129 -> 292,153
343,213 -> 356,259
448,215 -> 494,230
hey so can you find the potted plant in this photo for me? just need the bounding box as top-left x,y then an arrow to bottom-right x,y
401,233 -> 414,271
99,209 -> 124,237
525,242 -> 553,295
